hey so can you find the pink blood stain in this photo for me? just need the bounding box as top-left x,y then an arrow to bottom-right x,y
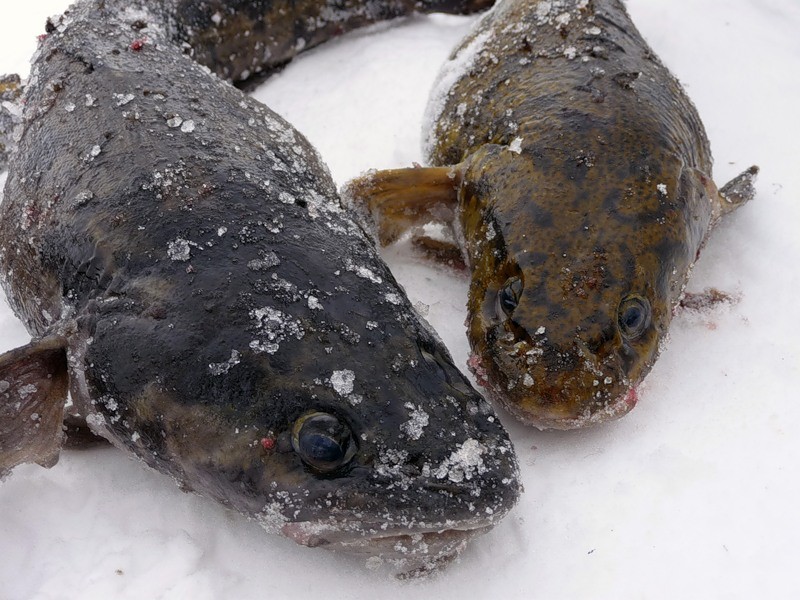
260,437 -> 276,451
130,38 -> 147,51
467,353 -> 489,388
624,387 -> 638,408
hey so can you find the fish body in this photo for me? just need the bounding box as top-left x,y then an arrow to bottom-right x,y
0,0 -> 519,574
346,0 -> 757,429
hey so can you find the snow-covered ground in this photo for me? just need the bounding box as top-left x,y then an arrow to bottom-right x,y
2,0 -> 799,598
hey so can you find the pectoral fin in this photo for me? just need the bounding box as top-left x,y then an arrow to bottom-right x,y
0,336 -> 69,478
342,166 -> 462,246
411,235 -> 467,270
717,165 -> 759,218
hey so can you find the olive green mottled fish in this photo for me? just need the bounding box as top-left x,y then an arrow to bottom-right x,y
345,0 -> 757,429
0,0 -> 520,576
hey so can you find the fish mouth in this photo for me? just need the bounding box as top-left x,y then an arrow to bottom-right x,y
498,385 -> 639,430
471,338 -> 641,429
280,518 -> 495,576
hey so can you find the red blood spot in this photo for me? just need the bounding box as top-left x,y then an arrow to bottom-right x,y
261,437 -> 276,451
467,354 -> 489,388
37,34 -> 48,42
624,387 -> 638,408
130,38 -> 147,52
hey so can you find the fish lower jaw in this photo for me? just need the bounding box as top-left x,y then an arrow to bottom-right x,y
492,385 -> 639,430
280,519 -> 495,577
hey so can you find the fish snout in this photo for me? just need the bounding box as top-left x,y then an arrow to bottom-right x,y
480,329 -> 637,429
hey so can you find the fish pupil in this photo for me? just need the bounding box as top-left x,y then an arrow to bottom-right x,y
497,277 -> 523,317
292,412 -> 356,473
618,295 -> 651,339
300,432 -> 344,463
622,306 -> 642,329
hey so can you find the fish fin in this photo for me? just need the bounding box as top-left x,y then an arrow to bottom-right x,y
342,166 -> 462,246
679,287 -> 740,312
0,336 -> 69,478
716,165 -> 759,219
411,235 -> 467,271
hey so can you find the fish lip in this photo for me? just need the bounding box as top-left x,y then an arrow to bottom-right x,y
280,518 -> 496,574
492,384 -> 639,430
280,515 -> 497,548
474,334 -> 640,429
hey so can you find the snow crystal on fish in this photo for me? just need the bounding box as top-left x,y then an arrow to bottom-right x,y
424,28 -> 494,161
209,350 -> 242,376
400,403 -> 429,441
429,439 -> 487,484
330,369 -> 355,396
167,238 -> 192,261
249,306 -> 304,354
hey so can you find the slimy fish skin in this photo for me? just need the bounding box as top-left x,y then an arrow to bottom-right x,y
0,0 -> 519,576
345,0 -> 758,429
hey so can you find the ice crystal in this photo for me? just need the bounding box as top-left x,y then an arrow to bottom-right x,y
330,370 -> 355,396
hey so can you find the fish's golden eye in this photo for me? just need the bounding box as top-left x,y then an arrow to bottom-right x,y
618,295 -> 651,340
496,277 -> 523,319
292,411 -> 356,474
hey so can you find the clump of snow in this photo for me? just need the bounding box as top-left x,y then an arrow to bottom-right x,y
400,403 -> 429,440
113,93 -> 134,106
208,350 -> 241,376
345,258 -> 382,284
249,306 -> 304,354
384,292 -> 402,305
330,369 -> 355,396
247,251 -> 280,271
423,28 -> 493,161
167,238 -> 191,261
430,439 -> 487,484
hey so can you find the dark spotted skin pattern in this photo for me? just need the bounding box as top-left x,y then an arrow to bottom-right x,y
0,0 -> 519,574
424,0 -> 755,428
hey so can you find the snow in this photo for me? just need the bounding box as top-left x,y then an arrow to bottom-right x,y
330,369 -> 355,396
2,0 -> 800,598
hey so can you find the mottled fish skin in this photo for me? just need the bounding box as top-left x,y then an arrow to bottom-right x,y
425,0 -> 756,429
0,0 -> 519,575
346,0 -> 756,429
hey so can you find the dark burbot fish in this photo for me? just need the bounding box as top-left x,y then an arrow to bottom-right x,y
0,0 -> 520,576
345,0 -> 758,429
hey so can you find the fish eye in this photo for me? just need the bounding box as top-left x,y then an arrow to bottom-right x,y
617,295 -> 651,340
291,411 -> 356,474
496,276 -> 523,319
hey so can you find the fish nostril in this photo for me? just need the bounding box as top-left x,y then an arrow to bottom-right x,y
419,346 -> 476,398
400,463 -> 422,478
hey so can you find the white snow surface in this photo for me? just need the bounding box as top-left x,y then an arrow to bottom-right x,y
2,0 -> 800,598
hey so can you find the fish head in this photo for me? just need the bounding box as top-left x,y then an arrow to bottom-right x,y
459,144 -> 703,429
78,226 -> 520,575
